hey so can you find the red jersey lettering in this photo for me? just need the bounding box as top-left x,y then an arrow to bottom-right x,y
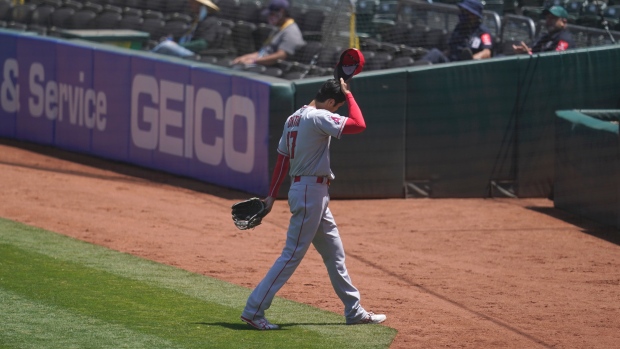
556,40 -> 569,52
481,33 -> 492,46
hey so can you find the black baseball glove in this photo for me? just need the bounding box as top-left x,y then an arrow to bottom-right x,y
231,197 -> 267,230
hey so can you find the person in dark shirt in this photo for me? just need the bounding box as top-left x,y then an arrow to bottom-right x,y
513,5 -> 575,54
420,0 -> 493,64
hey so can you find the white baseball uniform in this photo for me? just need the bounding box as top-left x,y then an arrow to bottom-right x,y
241,103 -> 370,324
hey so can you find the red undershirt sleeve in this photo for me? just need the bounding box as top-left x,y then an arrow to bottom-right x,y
268,153 -> 290,197
342,93 -> 366,134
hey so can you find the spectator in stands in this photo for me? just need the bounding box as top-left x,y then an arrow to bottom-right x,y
232,0 -> 305,66
151,0 -> 220,58
419,0 -> 493,64
512,6 -> 575,54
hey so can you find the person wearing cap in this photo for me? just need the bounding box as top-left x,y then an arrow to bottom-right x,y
151,0 -> 220,58
513,6 -> 575,54
232,0 -> 305,66
419,0 -> 494,64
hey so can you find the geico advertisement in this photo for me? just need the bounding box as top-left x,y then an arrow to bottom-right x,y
0,35 -> 271,194
0,57 -> 268,176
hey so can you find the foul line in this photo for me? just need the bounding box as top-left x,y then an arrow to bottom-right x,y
349,252 -> 554,349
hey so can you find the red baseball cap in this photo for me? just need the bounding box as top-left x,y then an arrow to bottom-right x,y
333,48 -> 365,81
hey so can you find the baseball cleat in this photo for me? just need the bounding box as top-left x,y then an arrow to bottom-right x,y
240,316 -> 280,330
347,312 -> 387,325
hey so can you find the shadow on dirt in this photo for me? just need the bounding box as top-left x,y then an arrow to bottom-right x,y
0,138 -> 250,200
526,205 -> 620,246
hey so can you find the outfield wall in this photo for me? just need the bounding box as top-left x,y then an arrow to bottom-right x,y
293,46 -> 620,198
0,29 -> 294,196
2,29 -> 620,199
555,110 -> 620,229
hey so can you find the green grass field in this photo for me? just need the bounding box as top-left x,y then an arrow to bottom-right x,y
0,218 -> 396,349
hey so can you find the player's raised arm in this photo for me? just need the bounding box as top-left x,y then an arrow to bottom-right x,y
341,78 -> 366,134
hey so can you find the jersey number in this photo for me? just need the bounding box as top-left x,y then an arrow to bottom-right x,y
287,131 -> 298,159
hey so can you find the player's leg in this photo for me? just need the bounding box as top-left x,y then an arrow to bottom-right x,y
242,183 -> 328,322
312,207 -> 368,323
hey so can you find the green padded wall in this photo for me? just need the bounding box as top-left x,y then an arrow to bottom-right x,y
555,110 -> 620,228
406,58 -> 519,198
516,47 -> 620,197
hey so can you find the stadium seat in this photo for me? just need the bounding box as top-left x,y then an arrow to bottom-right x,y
371,17 -> 395,41
83,2 -> 103,14
316,45 -> 342,68
424,28 -> 448,51
118,11 -> 143,30
102,4 -> 123,14
30,3 -> 56,27
364,51 -> 392,70
163,19 -> 189,41
143,10 -> 164,19
92,10 -> 122,29
408,23 -> 430,48
71,9 -> 98,29
291,40 -> 323,65
500,14 -> 536,55
148,0 -> 168,14
385,20 -> 413,46
378,41 -> 401,55
360,37 -> 382,51
231,20 -> 257,56
125,0 -> 145,10
300,8 -> 325,41
603,5 -> 620,30
374,0 -> 398,21
387,56 -> 415,68
63,0 -> 83,11
9,3 -> 37,24
356,0 -> 378,36
578,1 -> 608,28
0,0 -> 12,22
565,0 -> 586,24
108,0 -> 128,8
482,11 -> 502,48
197,25 -> 236,57
215,0 -> 239,22
289,5 -> 305,30
165,0 -> 187,14
50,7 -> 75,28
165,12 -> 192,23
233,0 -> 261,23
141,17 -> 166,40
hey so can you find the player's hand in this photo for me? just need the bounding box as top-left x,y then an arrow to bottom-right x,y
339,78 -> 351,95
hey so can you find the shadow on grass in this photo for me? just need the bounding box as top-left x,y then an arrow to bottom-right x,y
0,138 -> 250,200
193,322 -> 348,330
526,205 -> 620,246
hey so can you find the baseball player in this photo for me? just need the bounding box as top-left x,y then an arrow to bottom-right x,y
240,78 -> 386,330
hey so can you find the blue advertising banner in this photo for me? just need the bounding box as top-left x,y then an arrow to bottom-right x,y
54,42 -> 95,152
0,30 -> 273,196
92,48 -> 132,160
15,35 -> 58,144
0,30 -> 19,138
